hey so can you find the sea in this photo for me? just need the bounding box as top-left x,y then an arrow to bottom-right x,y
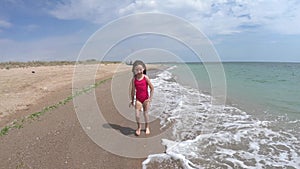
143,62 -> 300,169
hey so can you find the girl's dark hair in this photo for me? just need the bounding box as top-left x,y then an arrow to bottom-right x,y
132,60 -> 146,75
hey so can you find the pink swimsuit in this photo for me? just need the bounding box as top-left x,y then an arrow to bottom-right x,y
134,76 -> 149,103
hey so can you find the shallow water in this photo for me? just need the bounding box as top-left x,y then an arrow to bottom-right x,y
144,63 -> 300,169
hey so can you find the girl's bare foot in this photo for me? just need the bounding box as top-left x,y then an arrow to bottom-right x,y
135,128 -> 141,136
145,128 -> 150,135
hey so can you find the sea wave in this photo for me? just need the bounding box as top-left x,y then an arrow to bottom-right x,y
144,68 -> 300,169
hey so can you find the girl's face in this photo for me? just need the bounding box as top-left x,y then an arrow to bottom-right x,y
134,65 -> 144,75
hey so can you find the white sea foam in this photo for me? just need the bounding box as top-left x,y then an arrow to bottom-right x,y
144,68 -> 300,169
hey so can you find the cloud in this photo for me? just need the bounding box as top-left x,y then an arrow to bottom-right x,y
0,19 -> 12,28
49,0 -> 133,24
0,33 -> 85,62
49,0 -> 300,35
0,19 -> 12,33
24,24 -> 39,32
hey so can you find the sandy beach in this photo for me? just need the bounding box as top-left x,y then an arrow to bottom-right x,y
0,63 -> 165,169
0,63 -> 128,127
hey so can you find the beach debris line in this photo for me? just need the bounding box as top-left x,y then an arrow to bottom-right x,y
0,77 -> 112,136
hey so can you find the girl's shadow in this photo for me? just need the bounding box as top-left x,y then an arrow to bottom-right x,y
103,123 -> 135,136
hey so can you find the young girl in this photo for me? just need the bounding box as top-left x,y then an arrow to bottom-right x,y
129,60 -> 154,136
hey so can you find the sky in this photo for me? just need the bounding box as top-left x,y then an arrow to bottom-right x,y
0,0 -> 300,62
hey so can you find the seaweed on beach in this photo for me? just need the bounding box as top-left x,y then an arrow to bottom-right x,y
0,77 -> 111,137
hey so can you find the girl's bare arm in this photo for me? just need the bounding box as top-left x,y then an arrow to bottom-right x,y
130,78 -> 135,103
145,75 -> 154,101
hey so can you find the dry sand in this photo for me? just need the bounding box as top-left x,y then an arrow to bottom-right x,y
0,63 -> 129,126
0,63 -> 166,169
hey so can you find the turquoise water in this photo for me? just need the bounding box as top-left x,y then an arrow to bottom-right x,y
170,62 -> 300,120
144,63 -> 300,168
144,62 -> 300,168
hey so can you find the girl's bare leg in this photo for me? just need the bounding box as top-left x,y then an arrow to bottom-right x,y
143,101 -> 151,135
135,101 -> 143,136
